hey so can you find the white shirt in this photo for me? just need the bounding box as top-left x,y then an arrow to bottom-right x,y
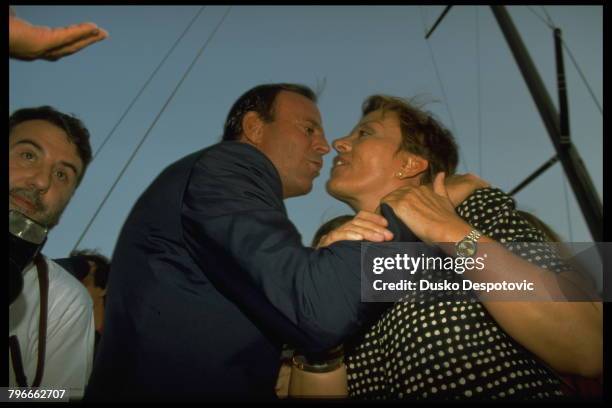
9,256 -> 95,400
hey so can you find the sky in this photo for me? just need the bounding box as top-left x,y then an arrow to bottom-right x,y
9,5 -> 603,261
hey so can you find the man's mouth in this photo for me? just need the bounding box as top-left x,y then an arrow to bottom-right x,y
308,160 -> 323,172
9,193 -> 38,213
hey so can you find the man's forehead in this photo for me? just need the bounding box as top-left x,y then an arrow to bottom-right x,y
276,91 -> 321,118
10,119 -> 84,175
10,119 -> 67,140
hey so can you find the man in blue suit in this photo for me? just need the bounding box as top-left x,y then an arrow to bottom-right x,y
85,83 -> 415,401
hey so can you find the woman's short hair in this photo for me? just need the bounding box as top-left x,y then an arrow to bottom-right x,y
362,95 -> 458,185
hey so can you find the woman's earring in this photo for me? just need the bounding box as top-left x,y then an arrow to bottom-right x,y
396,171 -> 404,179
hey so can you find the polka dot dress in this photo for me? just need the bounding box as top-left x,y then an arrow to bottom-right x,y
346,188 -> 567,400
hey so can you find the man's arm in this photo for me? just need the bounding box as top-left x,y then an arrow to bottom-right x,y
181,143 -> 413,354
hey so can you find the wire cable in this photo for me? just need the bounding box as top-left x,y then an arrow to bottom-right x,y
72,6 -> 233,252
540,6 -> 556,29
419,6 -> 469,173
527,6 -> 602,114
527,6 -> 555,30
476,6 -> 483,177
561,172 -> 574,241
92,6 -> 206,160
561,40 -> 603,115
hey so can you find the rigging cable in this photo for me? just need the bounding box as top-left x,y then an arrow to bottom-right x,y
540,6 -> 556,29
562,173 -> 574,242
527,6 -> 602,114
527,6 -> 555,30
419,6 -> 468,173
475,6 -> 483,177
72,6 -> 233,252
92,6 -> 206,160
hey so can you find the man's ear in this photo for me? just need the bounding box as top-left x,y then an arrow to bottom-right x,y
241,111 -> 264,145
398,154 -> 429,179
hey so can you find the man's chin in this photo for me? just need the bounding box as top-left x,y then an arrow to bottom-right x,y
9,203 -> 37,220
9,206 -> 57,229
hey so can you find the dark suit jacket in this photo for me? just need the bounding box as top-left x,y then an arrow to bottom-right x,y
85,142 -> 418,401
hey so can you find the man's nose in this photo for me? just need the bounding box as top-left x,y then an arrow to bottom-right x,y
332,135 -> 351,153
313,133 -> 331,155
26,165 -> 52,193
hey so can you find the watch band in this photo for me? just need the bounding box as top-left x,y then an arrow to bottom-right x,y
465,229 -> 482,242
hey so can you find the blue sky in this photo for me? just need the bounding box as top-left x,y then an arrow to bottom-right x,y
9,5 -> 603,259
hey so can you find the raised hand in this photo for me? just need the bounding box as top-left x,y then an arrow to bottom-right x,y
382,172 -> 473,244
9,14 -> 108,61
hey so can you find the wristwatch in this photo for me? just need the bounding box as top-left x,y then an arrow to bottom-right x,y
456,229 -> 482,257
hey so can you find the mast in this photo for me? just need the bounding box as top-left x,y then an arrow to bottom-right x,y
424,6 -> 602,242
490,6 -> 602,242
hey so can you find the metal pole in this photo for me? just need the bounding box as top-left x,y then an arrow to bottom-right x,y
554,28 -> 570,145
490,6 -> 602,242
509,155 -> 559,196
425,6 -> 453,39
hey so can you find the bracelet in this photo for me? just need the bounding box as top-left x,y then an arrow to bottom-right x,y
291,354 -> 344,373
291,344 -> 345,373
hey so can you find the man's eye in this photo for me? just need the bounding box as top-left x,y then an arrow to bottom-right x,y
305,126 -> 315,135
20,151 -> 36,160
55,170 -> 68,181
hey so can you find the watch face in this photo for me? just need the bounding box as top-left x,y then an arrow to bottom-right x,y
457,240 -> 476,257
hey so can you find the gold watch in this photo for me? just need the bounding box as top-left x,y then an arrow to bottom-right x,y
456,229 -> 481,257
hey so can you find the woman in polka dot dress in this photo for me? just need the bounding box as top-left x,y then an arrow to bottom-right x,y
285,94 -> 602,400
344,188 -> 572,400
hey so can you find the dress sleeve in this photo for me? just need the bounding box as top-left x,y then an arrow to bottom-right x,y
456,187 -> 570,274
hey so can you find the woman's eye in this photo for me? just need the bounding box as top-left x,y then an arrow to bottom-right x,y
358,129 -> 371,138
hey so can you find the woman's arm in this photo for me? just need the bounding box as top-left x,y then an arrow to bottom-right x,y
383,173 -> 603,378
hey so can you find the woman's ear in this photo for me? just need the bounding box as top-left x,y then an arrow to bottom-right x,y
241,111 -> 264,145
397,154 -> 429,179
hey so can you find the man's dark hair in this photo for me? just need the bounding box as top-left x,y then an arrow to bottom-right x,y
9,105 -> 93,184
222,83 -> 317,141
70,249 -> 110,289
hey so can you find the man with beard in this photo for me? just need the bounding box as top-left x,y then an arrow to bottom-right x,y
9,106 -> 95,400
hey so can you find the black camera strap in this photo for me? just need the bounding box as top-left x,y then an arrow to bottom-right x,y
9,254 -> 49,387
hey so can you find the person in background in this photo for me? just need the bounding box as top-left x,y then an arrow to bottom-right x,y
9,5 -> 108,61
55,249 -> 110,352
9,106 -> 95,399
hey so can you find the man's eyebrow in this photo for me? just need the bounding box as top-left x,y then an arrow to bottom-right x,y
301,118 -> 323,130
59,160 -> 79,177
12,138 -> 80,177
12,138 -> 43,152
